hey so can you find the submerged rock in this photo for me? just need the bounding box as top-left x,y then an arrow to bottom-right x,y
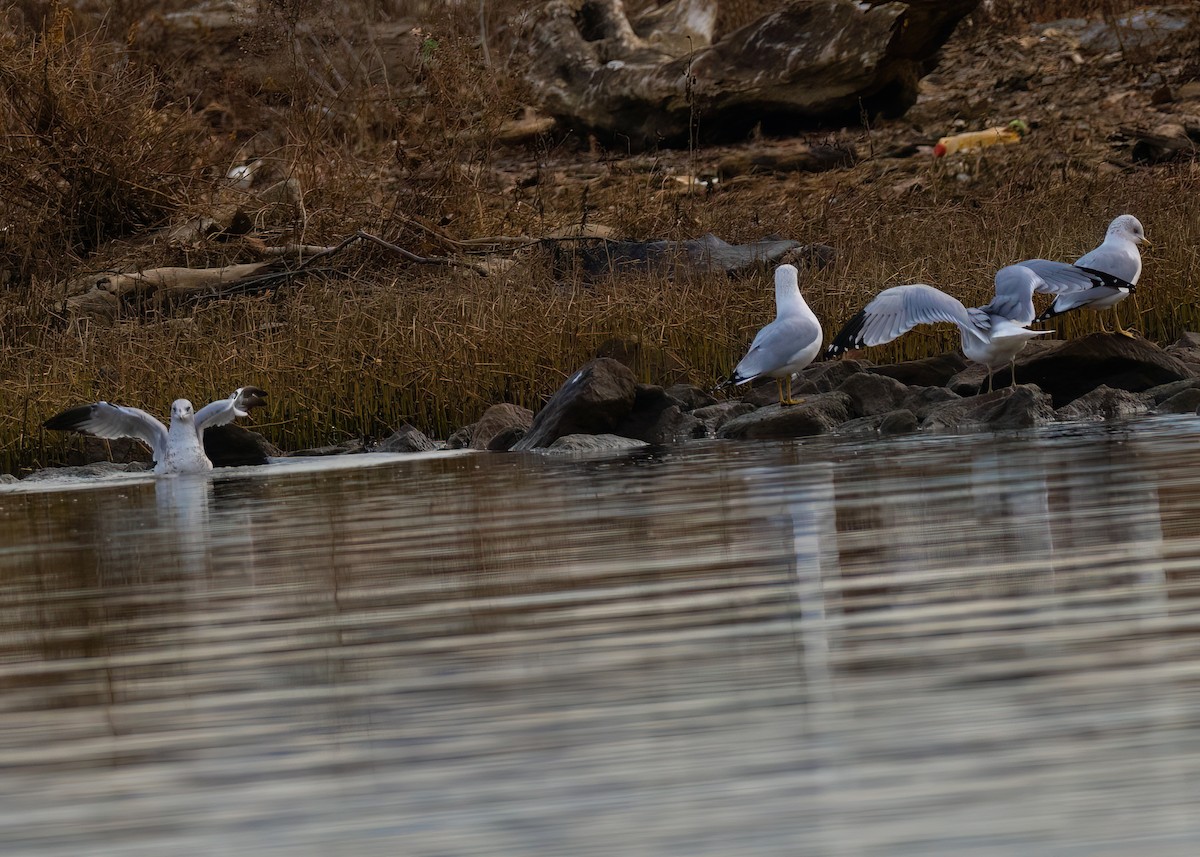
543,434 -> 649,453
513,358 -> 638,450
290,439 -> 366,456
21,462 -> 148,482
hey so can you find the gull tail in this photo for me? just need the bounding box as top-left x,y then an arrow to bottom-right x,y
827,309 -> 867,356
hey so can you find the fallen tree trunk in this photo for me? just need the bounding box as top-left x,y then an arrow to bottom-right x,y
524,0 -> 979,149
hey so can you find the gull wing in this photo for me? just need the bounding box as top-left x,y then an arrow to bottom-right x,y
1016,259 -> 1134,296
194,387 -> 268,435
1076,243 -> 1140,283
43,402 -> 168,461
829,284 -> 982,355
732,313 -> 822,384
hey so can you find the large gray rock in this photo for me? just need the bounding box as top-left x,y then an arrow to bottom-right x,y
664,383 -> 717,411
375,424 -> 437,453
1055,386 -> 1151,422
449,404 -> 535,451
717,393 -> 852,440
614,385 -> 705,444
1164,332 -> 1200,376
836,372 -> 911,417
693,400 -> 756,434
902,386 -> 962,420
952,333 -> 1195,406
1157,389 -> 1200,414
1149,378 -> 1200,414
513,357 -> 638,450
869,352 -> 967,387
204,424 -> 278,466
922,385 -> 1055,432
524,0 -> 977,148
795,359 -> 872,395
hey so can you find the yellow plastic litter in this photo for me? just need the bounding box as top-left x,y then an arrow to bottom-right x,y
933,120 -> 1028,157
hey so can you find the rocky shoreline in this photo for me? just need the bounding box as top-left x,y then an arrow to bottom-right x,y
15,331 -> 1200,483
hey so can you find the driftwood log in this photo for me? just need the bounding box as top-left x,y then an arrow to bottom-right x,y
523,0 -> 979,149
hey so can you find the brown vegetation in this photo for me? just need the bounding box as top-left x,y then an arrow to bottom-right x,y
1,1 -> 1198,474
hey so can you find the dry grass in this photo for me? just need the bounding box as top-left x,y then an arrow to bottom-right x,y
2,0 -> 1199,473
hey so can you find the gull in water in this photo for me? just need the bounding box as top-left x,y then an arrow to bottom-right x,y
828,262 -> 1133,392
44,387 -> 268,475
725,263 -> 822,406
1031,214 -> 1147,336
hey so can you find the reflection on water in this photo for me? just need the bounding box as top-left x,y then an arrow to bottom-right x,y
2,421 -> 1200,856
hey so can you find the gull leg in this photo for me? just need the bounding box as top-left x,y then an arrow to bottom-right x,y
777,378 -> 786,406
1115,299 -> 1141,338
985,367 -> 994,394
781,375 -> 805,407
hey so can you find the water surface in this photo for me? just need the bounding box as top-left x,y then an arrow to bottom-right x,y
3,419 -> 1200,856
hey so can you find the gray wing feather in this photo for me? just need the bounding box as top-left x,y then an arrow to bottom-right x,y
194,387 -> 268,434
982,264 -> 1041,325
858,284 -> 983,346
735,315 -> 820,381
45,403 -> 168,460
1016,259 -> 1111,295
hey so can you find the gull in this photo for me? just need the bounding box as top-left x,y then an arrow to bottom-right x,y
828,263 -> 1132,392
44,387 -> 268,475
725,263 -> 823,406
1031,214 -> 1147,336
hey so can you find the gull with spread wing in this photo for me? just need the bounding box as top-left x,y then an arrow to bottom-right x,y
828,262 -> 1133,392
44,387 -> 268,475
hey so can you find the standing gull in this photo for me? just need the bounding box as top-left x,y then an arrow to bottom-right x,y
828,263 -> 1132,392
44,387 -> 268,475
1031,214 -> 1147,336
726,263 -> 822,406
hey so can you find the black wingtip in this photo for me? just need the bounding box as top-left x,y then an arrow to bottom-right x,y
827,309 -> 867,356
1074,265 -> 1136,294
43,404 -> 96,432
238,386 -> 269,409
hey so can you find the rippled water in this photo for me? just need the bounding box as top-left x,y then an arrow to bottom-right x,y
3,418 -> 1200,856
